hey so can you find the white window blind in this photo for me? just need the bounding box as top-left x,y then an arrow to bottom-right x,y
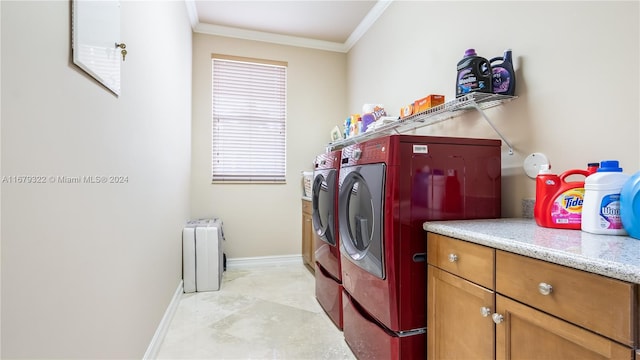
211,55 -> 287,183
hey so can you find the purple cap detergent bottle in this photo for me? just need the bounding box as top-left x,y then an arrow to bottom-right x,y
490,49 -> 516,96
456,49 -> 493,98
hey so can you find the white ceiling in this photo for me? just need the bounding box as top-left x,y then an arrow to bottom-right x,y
185,0 -> 392,52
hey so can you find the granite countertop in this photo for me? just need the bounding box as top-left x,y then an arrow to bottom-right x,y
423,218 -> 640,284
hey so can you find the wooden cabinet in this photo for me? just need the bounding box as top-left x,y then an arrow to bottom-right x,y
301,199 -> 315,273
427,234 -> 496,359
426,233 -> 638,360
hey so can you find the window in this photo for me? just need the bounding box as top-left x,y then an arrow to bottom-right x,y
211,54 -> 287,183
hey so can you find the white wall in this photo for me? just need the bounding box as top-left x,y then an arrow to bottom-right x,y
0,2 -> 3,356
347,1 -> 639,217
1,1 -> 192,358
191,34 -> 347,259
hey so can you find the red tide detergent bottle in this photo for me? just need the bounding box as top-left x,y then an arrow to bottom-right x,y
534,163 -> 599,229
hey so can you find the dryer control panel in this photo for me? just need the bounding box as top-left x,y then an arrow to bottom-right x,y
341,137 -> 390,166
315,150 -> 342,170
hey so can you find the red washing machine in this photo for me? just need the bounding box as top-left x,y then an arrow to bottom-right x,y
338,135 -> 501,359
312,149 -> 343,329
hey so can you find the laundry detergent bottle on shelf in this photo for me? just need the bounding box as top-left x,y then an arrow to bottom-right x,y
456,49 -> 492,98
581,160 -> 630,235
534,163 -> 597,229
490,49 -> 516,96
620,171 -> 640,239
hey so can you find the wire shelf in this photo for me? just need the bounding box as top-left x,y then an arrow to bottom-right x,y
326,93 -> 517,153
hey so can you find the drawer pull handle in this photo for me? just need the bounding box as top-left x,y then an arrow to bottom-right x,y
480,307 -> 491,317
492,313 -> 504,324
448,253 -> 458,263
538,282 -> 553,295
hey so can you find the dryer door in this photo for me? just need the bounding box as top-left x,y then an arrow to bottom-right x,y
312,169 -> 337,246
339,163 -> 385,279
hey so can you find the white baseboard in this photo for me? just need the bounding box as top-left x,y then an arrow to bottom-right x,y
143,280 -> 183,360
227,254 -> 303,269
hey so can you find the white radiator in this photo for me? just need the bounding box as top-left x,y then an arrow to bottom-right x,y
182,218 -> 224,293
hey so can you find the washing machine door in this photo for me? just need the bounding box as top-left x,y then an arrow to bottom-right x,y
339,163 -> 385,279
312,169 -> 337,246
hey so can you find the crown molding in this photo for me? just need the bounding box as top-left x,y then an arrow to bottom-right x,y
184,0 -> 199,30
195,22 -> 348,52
184,0 -> 392,53
344,0 -> 393,51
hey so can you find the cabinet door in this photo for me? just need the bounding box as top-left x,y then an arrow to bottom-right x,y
428,265 -> 495,360
495,295 -> 633,360
302,201 -> 313,269
302,214 -> 313,264
308,215 -> 315,266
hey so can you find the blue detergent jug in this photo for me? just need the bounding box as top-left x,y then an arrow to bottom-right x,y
620,171 -> 640,239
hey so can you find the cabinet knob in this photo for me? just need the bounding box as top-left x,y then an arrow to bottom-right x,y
480,307 -> 491,317
492,313 -> 504,324
538,282 -> 553,296
448,253 -> 458,263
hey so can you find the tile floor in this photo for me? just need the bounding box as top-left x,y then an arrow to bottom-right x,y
156,263 -> 356,359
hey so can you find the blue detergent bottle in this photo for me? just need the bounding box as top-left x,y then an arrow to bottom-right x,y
490,49 -> 516,96
620,171 -> 640,239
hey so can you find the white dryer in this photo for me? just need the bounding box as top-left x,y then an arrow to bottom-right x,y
182,218 -> 225,293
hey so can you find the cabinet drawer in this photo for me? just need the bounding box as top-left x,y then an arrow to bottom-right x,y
496,250 -> 636,346
427,233 -> 495,289
302,199 -> 312,215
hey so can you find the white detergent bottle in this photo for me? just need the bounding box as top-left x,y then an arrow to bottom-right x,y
581,160 -> 630,235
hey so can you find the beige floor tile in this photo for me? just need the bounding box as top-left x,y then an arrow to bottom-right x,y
156,264 -> 355,359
